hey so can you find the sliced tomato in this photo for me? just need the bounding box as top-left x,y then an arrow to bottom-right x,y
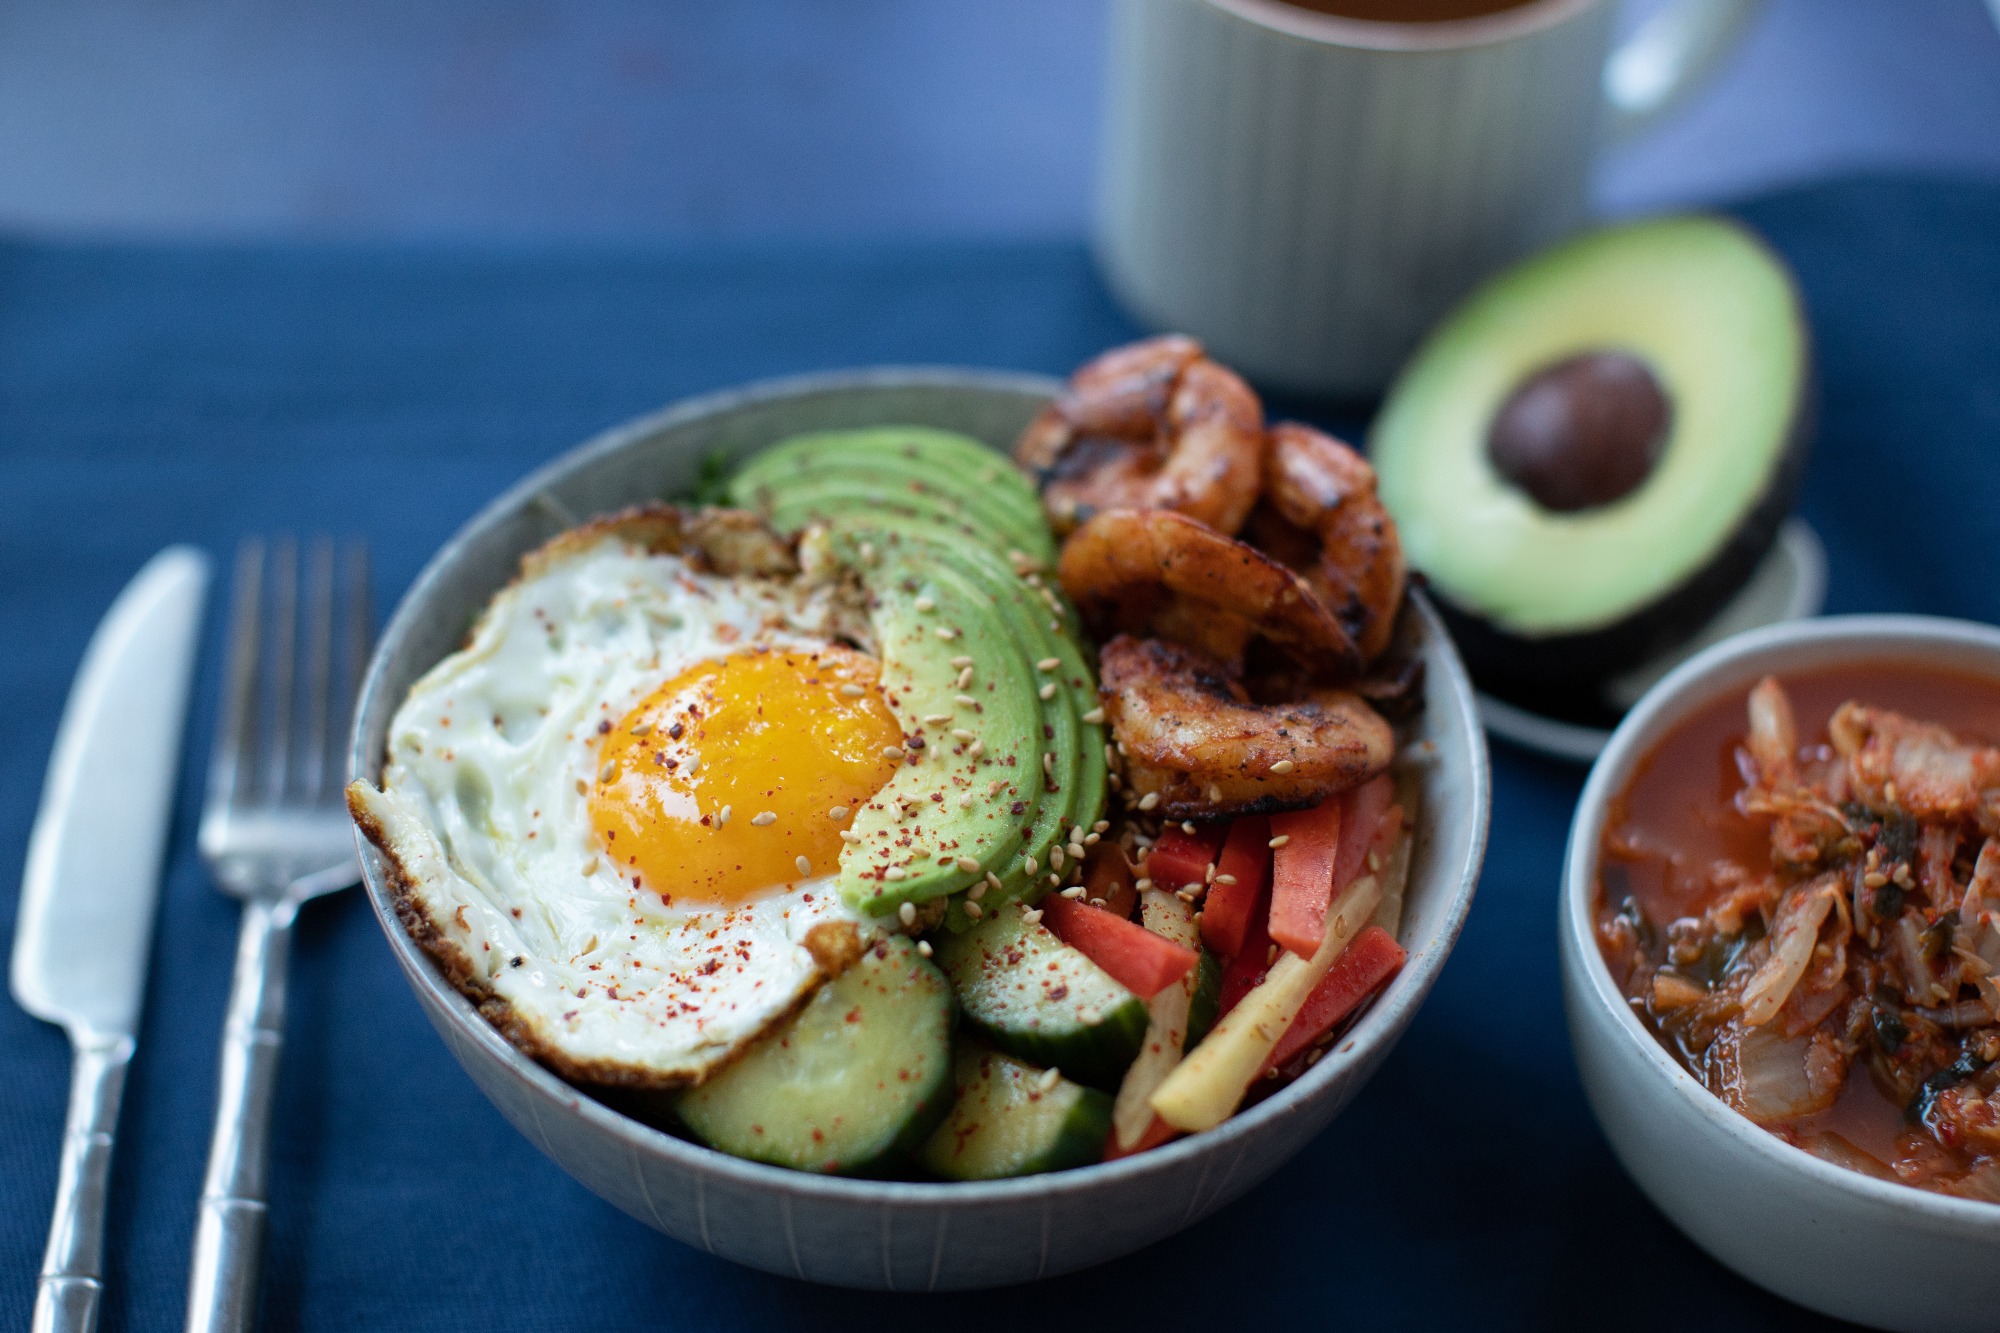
1200,815 -> 1270,960
1145,824 -> 1226,894
1082,843 -> 1138,920
1261,925 -> 1406,1074
1103,1113 -> 1180,1161
1042,895 -> 1199,1000
1267,796 -> 1344,958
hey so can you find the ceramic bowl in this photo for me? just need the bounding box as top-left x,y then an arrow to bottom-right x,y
1561,614 -> 2000,1333
349,368 -> 1491,1290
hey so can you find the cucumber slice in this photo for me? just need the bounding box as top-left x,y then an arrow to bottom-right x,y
935,907 -> 1147,1090
920,1041 -> 1112,1180
676,935 -> 955,1175
1186,949 -> 1223,1050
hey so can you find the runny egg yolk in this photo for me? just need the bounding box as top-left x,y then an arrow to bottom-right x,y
588,647 -> 905,905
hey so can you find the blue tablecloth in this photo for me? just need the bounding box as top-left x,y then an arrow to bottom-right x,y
4,175 -> 1997,1332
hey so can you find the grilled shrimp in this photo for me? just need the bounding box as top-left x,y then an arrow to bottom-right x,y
1099,635 -> 1392,819
1015,335 -> 1265,538
1057,507 -> 1360,676
1244,423 -> 1405,664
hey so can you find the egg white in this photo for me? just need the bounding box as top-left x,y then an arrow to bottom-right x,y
350,526 -> 874,1086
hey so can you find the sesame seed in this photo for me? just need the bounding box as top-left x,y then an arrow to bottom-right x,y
575,778 -> 587,795
1037,657 -> 1060,672
1204,863 -> 1216,883
1135,878 -> 1153,891
1047,872 -> 1062,886
1105,744 -> 1118,767
952,728 -> 976,742
630,722 -> 651,737
1864,870 -> 1889,889
795,855 -> 812,875
917,940 -> 933,958
934,626 -> 959,641
718,805 -> 732,826
964,900 -> 984,920
1083,832 -> 1100,846
956,667 -> 975,689
1061,885 -> 1086,899
882,746 -> 907,761
1049,618 -> 1061,632
1039,682 -> 1058,700
924,713 -> 953,726
1267,943 -> 1279,965
913,595 -> 936,612
886,867 -> 908,882
1093,820 -> 1109,833
950,655 -> 974,668
958,792 -> 974,810
1050,846 -> 1065,871
1270,759 -> 1296,774
1037,1066 -> 1061,1092
839,683 -> 866,698
1137,792 -> 1160,811
1367,851 -> 1381,872
1082,707 -> 1105,725
860,541 -> 876,564
1022,908 -> 1044,926
1043,752 -> 1056,774
988,779 -> 1005,796
1182,821 -> 1198,835
684,754 -> 701,775
1215,873 -> 1237,886
829,805 -> 850,820
987,872 -> 1003,891
750,811 -> 776,827
581,856 -> 599,877
1206,785 -> 1222,803
839,829 -> 860,843
955,694 -> 977,707
956,856 -> 982,874
1091,896 -> 1108,908
968,740 -> 984,757
598,761 -> 617,782
1182,882 -> 1203,895
968,880 -> 986,901
1024,856 -> 1039,875
899,900 -> 916,924
1268,834 -> 1290,848
1079,1007 -> 1101,1026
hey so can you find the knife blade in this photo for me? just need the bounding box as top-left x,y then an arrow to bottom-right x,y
12,546 -> 211,1333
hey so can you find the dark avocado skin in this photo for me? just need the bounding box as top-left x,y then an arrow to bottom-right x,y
1447,374 -> 1816,726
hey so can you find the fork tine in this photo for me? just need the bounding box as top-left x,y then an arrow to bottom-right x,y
206,539 -> 265,815
326,539 -> 373,801
260,537 -> 297,804
298,536 -> 335,804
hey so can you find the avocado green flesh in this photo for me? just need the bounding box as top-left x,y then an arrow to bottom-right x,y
918,1041 -> 1112,1180
1371,214 -> 1807,640
831,533 -> 1039,917
936,908 -> 1147,1090
728,428 -> 1055,567
675,936 -> 955,1176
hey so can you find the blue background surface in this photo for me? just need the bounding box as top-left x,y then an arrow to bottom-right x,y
1,173 -> 1997,1330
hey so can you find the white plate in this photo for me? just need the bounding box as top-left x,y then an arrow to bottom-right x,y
1477,518 -> 1828,763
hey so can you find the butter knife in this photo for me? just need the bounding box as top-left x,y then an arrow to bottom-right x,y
11,547 -> 211,1333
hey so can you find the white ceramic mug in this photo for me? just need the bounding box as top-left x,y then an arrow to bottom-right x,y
1096,0 -> 1763,396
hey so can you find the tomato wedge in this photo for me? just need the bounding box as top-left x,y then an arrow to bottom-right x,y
1267,796 -> 1344,958
1042,895 -> 1199,1000
1260,925 -> 1406,1074
1200,815 -> 1270,960
1103,1113 -> 1179,1160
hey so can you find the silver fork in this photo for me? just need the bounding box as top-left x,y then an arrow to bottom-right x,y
188,537 -> 370,1333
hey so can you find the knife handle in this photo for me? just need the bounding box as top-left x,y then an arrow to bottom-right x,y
34,1035 -> 134,1333
185,897 -> 295,1333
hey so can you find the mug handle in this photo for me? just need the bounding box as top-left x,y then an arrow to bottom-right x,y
1602,0 -> 1765,139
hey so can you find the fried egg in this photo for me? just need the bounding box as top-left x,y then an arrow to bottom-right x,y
348,516 -> 908,1086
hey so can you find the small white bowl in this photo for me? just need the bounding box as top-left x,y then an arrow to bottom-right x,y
1561,614 -> 2000,1333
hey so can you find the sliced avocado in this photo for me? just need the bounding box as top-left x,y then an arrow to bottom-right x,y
729,428 -> 1056,568
821,524 -> 1044,917
1371,214 -> 1810,717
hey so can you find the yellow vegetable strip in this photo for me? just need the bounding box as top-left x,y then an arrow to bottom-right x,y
1150,874 -> 1380,1133
1113,891 -> 1200,1148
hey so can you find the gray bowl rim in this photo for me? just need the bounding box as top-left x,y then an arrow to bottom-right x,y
1562,611 -> 2000,1230
350,363 -> 1492,1209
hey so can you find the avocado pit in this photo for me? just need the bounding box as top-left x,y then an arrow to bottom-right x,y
1486,350 -> 1671,512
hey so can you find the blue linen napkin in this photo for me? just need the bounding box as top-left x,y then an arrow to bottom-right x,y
2,174 -> 1996,1332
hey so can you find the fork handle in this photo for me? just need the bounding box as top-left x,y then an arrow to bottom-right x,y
186,897 -> 296,1333
34,1034 -> 133,1333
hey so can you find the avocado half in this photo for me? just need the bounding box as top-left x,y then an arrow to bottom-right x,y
1370,214 -> 1811,721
